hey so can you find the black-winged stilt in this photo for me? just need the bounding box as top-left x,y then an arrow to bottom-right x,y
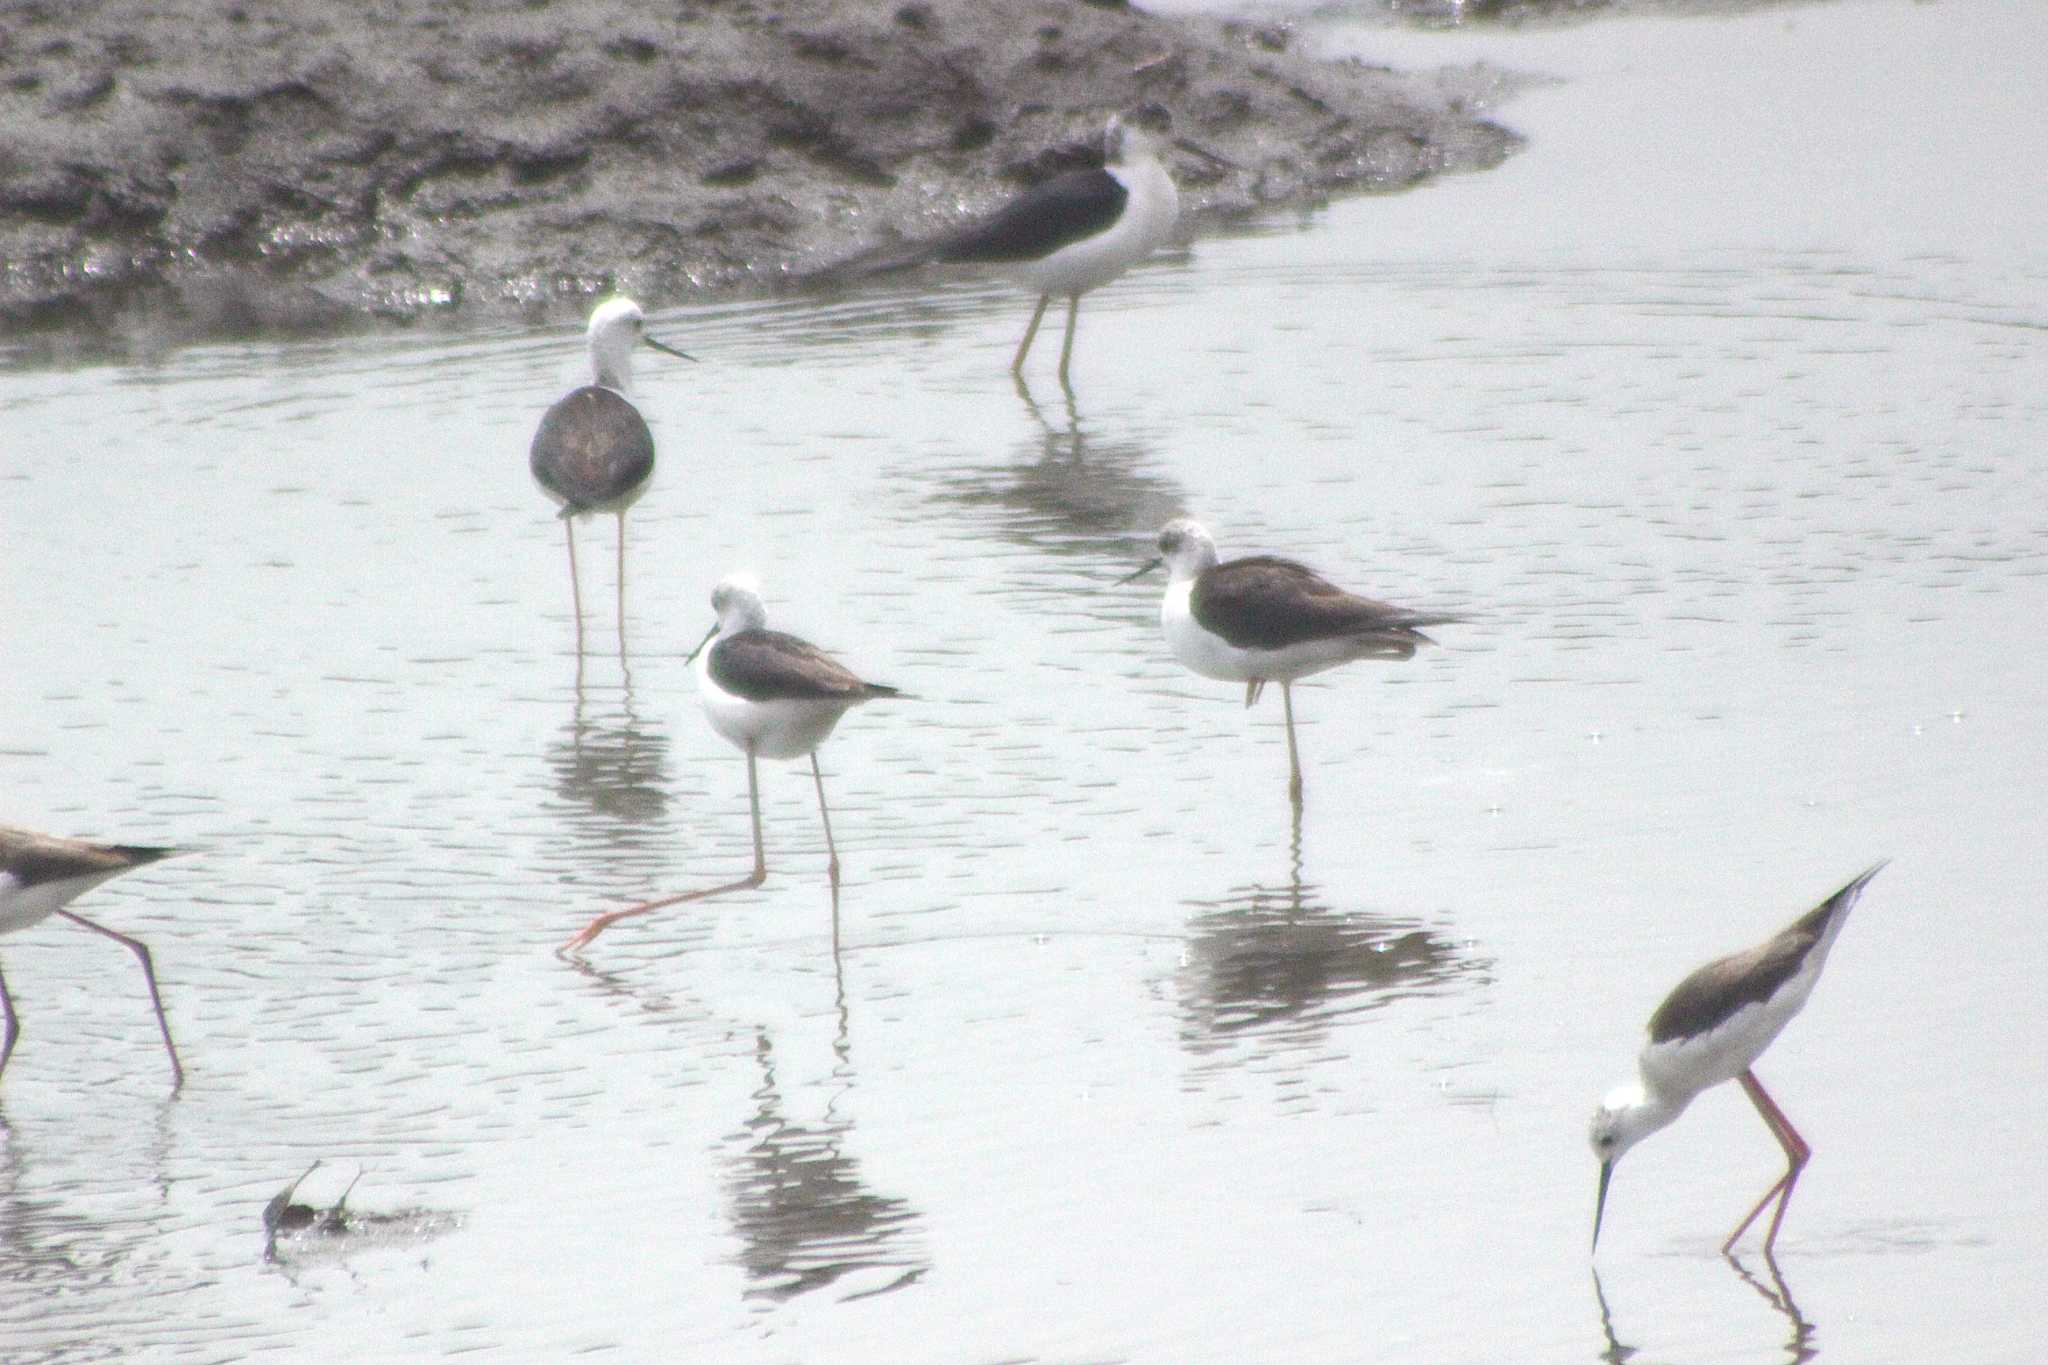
1122,518 -> 1460,806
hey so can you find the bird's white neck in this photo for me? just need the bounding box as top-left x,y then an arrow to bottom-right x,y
1164,541 -> 1217,585
591,347 -> 634,394
1107,153 -> 1179,250
1605,1079 -> 1689,1152
718,602 -> 767,635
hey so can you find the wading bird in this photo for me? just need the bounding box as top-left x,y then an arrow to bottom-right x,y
1122,518 -> 1459,806
559,574 -> 901,952
1590,862 -> 1887,1256
530,297 -> 693,650
889,114 -> 1179,384
0,824 -> 184,1087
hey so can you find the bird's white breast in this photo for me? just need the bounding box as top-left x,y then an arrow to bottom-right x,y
1162,579 -> 1258,682
1638,972 -> 1817,1101
694,648 -> 854,761
1017,160 -> 1179,297
0,869 -> 118,935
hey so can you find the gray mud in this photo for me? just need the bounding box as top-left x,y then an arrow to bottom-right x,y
0,0 -> 1521,349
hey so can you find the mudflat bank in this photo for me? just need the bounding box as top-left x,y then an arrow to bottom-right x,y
0,0 -> 1521,347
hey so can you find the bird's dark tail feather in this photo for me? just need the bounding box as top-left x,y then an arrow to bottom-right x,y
111,845 -> 180,866
813,237 -> 939,285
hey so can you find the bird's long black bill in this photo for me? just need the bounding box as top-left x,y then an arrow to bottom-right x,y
646,337 -> 697,362
1592,1160 -> 1615,1253
1115,556 -> 1164,587
683,621 -> 719,664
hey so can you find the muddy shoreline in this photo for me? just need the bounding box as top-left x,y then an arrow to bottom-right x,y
0,0 -> 1522,350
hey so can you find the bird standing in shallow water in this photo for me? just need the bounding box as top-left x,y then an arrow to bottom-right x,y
530,297 -> 693,653
559,574 -> 901,953
908,114 -> 1180,385
1590,862 -> 1887,1257
0,824 -> 185,1088
1122,518 -> 1460,807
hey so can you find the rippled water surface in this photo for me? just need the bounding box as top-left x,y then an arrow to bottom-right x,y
4,0 -> 2044,1359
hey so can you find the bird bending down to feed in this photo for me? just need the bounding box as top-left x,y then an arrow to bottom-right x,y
1590,862 -> 1888,1257
1121,518 -> 1460,806
906,114 -> 1179,384
558,574 -> 901,953
0,824 -> 185,1087
530,297 -> 694,649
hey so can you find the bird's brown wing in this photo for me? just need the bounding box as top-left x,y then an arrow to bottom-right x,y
709,630 -> 896,703
1192,556 -> 1455,651
529,386 -> 655,511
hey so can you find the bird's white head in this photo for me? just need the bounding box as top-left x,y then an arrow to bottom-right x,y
710,572 -> 768,633
1588,1080 -> 1685,1251
1104,114 -> 1164,170
586,296 -> 694,392
1156,517 -> 1220,582
689,572 -> 767,665
587,297 -> 650,392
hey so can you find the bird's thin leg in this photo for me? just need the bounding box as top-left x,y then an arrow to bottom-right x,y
810,751 -> 841,887
1011,295 -> 1051,374
563,516 -> 586,656
556,750 -> 771,955
555,873 -> 766,955
1281,681 -> 1305,808
746,748 -> 767,884
1244,679 -> 1265,708
615,510 -> 630,659
1056,292 -> 1081,386
1724,1069 -> 1812,1255
0,960 -> 18,1080
55,911 -> 182,1089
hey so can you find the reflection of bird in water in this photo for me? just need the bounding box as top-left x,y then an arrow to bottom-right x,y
529,297 -> 693,658
0,1124 -> 124,1290
923,384 -> 1184,564
1178,810 -> 1473,1053
1728,1252 -> 1818,1364
1590,1267 -> 1639,1365
545,666 -> 672,835
1593,1258 -> 1815,1365
724,1020 -> 924,1303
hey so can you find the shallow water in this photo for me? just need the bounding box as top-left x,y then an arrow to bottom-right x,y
3,0 -> 2044,1359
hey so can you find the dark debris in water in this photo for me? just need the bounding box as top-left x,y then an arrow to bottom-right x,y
262,1160 -> 459,1265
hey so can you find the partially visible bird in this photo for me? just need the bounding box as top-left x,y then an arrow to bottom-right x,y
530,297 -> 693,650
1590,862 -> 1887,1257
0,824 -> 185,1087
1122,518 -> 1460,806
880,114 -> 1180,384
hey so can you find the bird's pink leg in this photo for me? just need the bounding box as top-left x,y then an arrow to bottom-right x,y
1724,1069 -> 1812,1255
564,516 -> 585,656
557,750 -> 769,955
56,910 -> 183,1089
1011,295 -> 1051,374
1281,681 -> 1304,808
1056,293 -> 1081,386
810,752 -> 841,887
615,510 -> 630,658
0,961 -> 18,1079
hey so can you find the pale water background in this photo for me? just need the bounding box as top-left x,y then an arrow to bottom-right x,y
3,0 -> 2044,1359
